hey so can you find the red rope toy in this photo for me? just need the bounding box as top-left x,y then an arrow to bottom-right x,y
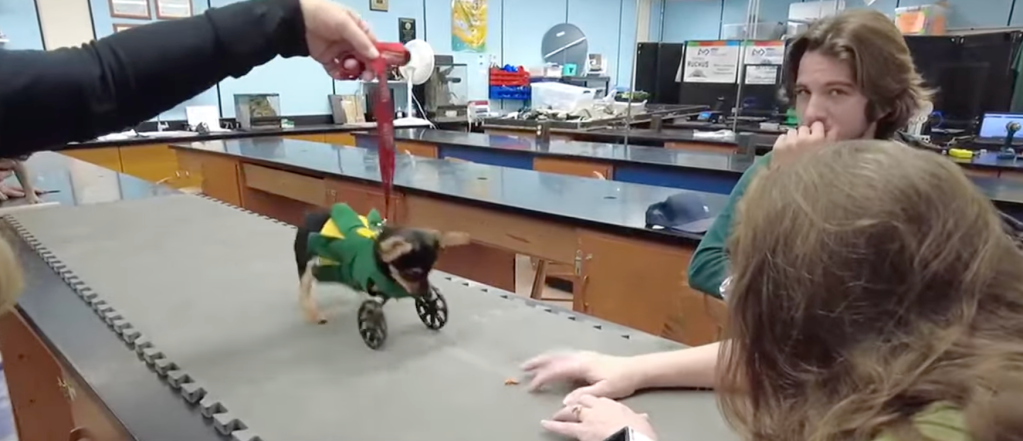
335,43 -> 411,221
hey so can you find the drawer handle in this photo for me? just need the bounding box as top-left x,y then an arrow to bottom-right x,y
69,427 -> 95,441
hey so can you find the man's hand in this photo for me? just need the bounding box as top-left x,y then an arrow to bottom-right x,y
770,121 -> 837,169
300,0 -> 381,80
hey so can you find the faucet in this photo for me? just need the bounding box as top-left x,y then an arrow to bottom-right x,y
156,114 -> 168,132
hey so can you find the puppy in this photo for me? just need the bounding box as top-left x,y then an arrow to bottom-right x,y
293,203 -> 470,324
0,155 -> 42,204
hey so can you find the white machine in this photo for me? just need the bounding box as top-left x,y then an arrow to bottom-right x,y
907,100 -> 934,139
394,39 -> 436,127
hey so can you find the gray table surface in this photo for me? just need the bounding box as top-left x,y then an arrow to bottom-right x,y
172,138 -> 729,243
5,192 -> 738,441
3,152 -> 222,441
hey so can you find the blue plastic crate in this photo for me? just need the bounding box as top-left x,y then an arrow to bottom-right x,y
489,86 -> 531,101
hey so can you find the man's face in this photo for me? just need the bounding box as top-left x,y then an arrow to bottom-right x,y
794,50 -> 875,140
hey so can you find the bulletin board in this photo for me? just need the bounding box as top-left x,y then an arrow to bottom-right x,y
452,0 -> 487,53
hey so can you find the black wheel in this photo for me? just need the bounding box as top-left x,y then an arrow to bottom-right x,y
415,286 -> 448,330
357,300 -> 387,349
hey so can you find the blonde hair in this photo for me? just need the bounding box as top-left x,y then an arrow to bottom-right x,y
0,234 -> 23,314
717,140 -> 1023,441
782,9 -> 933,139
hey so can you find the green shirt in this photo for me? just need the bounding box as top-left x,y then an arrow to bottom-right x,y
687,132 -> 943,298
687,153 -> 772,298
875,404 -> 968,441
306,203 -> 411,299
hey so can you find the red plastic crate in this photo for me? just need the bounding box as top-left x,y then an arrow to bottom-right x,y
489,67 -> 530,86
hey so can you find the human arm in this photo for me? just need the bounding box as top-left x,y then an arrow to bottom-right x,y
687,153 -> 771,297
630,342 -> 721,390
0,0 -> 378,158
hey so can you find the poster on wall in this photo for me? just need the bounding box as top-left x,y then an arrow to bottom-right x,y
109,0 -> 151,19
156,0 -> 193,19
682,41 -> 740,84
370,0 -> 388,12
742,40 -> 785,65
451,0 -> 487,53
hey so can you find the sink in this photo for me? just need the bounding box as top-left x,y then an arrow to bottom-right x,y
136,131 -> 199,138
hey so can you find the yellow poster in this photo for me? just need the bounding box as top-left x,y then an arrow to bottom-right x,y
452,0 -> 487,53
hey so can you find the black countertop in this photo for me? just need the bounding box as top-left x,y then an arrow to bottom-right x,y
63,122 -> 427,149
4,152 -> 221,441
170,138 -> 729,244
373,128 -> 757,175
351,130 -> 1023,205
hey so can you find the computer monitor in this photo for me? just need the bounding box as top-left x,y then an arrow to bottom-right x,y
978,113 -> 1023,139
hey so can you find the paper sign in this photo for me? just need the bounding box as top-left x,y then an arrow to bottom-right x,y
742,41 -> 785,65
683,41 -> 741,84
744,65 -> 779,85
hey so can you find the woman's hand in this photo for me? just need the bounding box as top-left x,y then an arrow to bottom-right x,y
522,351 -> 645,403
770,120 -> 837,169
541,395 -> 658,441
299,0 -> 380,80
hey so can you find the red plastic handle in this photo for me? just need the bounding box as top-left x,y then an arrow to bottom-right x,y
334,42 -> 411,80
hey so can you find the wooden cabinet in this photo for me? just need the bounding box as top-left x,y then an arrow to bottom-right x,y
961,166 -> 1000,179
395,141 -> 439,158
576,230 -> 719,346
286,133 -> 326,143
1000,170 -> 1023,182
0,311 -> 76,441
174,150 -> 242,206
0,311 -> 132,441
323,133 -> 357,146
60,148 -> 122,172
119,144 -> 179,184
533,157 -> 612,180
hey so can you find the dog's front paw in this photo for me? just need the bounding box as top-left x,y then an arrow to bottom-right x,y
301,307 -> 328,325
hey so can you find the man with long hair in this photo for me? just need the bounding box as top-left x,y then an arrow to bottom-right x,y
688,8 -> 934,298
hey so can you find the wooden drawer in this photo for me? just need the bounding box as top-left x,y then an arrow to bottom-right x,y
61,148 -> 122,172
396,141 -> 438,158
119,144 -> 178,183
533,157 -> 612,180
286,133 -> 326,143
324,133 -> 357,146
665,141 -> 737,155
326,179 -> 405,222
404,195 -> 577,264
242,163 -> 326,207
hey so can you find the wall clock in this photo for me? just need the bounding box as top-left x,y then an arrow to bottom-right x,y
541,23 -> 588,70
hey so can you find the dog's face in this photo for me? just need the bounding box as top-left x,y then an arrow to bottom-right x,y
375,227 -> 470,296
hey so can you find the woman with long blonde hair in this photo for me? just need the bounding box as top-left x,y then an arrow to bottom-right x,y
716,140 -> 1023,440
526,140 -> 1023,441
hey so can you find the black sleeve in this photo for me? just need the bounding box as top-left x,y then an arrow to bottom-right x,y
0,0 -> 309,157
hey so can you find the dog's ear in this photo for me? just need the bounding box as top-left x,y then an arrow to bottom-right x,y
438,231 -> 470,248
378,236 -> 414,263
